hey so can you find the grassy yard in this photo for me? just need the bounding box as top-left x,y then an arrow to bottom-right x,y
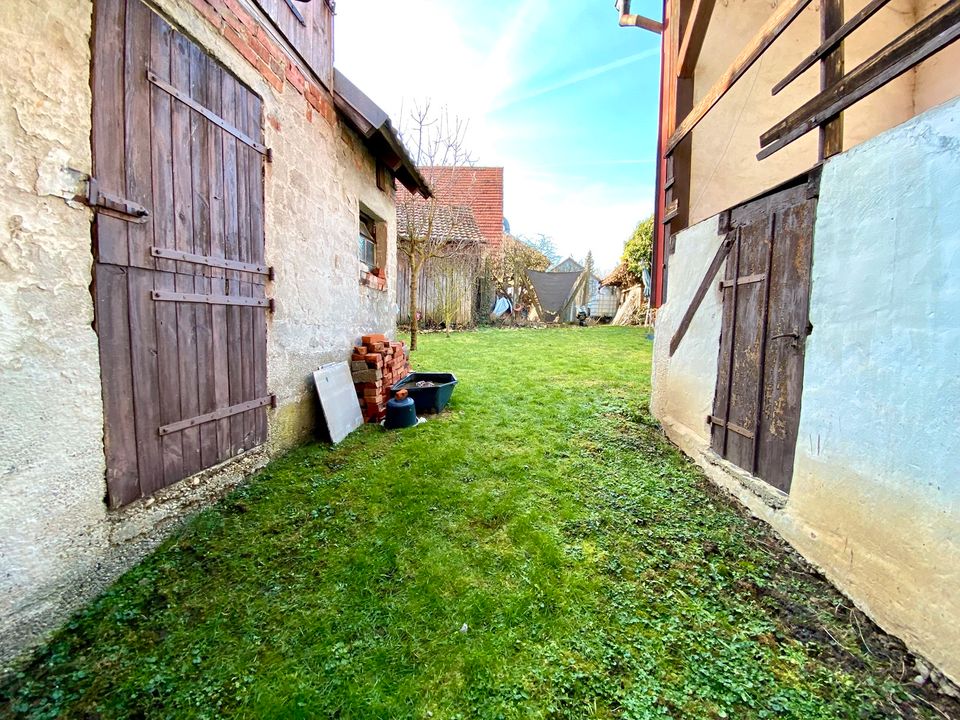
2,327 -> 951,719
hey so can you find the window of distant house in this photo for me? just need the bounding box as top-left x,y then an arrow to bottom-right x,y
359,212 -> 377,268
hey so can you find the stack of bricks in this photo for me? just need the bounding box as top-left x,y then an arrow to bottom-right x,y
351,334 -> 412,422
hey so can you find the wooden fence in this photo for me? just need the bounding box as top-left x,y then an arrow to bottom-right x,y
396,252 -> 479,326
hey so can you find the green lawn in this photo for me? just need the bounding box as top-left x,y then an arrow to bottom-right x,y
1,327 -> 945,719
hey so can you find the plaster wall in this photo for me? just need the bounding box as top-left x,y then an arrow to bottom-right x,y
914,0 -> 960,114
688,0 -> 919,226
652,97 -> 960,682
0,0 -> 399,667
650,216 -> 723,449
791,96 -> 960,681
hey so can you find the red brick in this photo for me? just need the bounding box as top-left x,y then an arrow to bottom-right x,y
362,334 -> 387,345
285,61 -> 306,94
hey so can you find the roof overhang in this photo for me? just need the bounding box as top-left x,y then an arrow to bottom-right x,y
333,69 -> 432,198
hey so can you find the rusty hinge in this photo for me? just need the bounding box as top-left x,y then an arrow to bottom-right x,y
81,178 -> 150,224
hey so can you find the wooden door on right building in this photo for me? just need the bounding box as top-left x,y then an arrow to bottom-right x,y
709,181 -> 817,493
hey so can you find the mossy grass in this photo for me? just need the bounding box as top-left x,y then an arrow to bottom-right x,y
1,327 -> 945,718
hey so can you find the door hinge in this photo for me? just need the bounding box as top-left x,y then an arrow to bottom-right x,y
81,178 -> 151,224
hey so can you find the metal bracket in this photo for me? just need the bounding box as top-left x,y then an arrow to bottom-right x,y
82,178 -> 150,223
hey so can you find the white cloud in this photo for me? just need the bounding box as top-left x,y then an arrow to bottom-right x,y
334,1 -> 654,275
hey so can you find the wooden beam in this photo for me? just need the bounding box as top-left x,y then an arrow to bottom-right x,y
677,0 -> 716,78
665,0 -> 813,154
819,0 -> 845,160
758,0 -> 960,159
669,232 -> 734,355
772,0 -> 888,96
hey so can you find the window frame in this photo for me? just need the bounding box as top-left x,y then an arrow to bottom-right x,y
358,211 -> 377,269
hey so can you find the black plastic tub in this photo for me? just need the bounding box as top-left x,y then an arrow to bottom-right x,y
391,372 -> 458,414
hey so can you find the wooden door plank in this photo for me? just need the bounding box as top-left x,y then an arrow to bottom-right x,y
120,0 -> 165,497
756,198 -> 815,492
148,13 -> 184,487
750,213 -> 776,474
206,63 -> 233,463
234,86 -> 255,448
172,33 -> 202,477
149,12 -> 177,276
91,0 -> 129,268
221,73 -> 245,455
124,0 -> 157,272
189,45 -> 219,470
95,264 -> 141,507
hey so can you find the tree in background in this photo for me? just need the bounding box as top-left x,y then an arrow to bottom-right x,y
495,234 -> 550,314
396,101 -> 476,351
518,233 -> 561,265
623,215 -> 653,278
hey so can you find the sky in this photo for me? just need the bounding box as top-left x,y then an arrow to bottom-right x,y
334,0 -> 663,275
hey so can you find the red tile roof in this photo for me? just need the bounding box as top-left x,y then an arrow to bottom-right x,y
398,166 -> 504,253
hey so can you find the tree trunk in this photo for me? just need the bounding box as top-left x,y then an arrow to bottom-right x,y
410,256 -> 421,351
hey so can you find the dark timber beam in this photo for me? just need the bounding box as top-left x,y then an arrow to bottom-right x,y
772,0 -> 888,96
677,0 -> 716,78
665,0 -> 812,154
819,0 -> 845,159
758,0 -> 960,159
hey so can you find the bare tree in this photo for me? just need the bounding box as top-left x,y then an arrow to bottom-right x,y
396,101 -> 477,351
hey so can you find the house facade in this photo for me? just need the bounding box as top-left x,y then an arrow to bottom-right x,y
397,166 -> 505,325
625,0 -> 960,681
0,0 -> 428,666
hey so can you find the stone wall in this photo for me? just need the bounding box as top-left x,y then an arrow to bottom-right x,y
651,98 -> 960,682
0,0 -> 399,667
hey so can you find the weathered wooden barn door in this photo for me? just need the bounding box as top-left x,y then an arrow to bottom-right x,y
709,182 -> 816,493
92,0 -> 270,508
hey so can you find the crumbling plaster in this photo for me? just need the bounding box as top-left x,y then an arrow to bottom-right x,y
1,0 -> 400,668
652,97 -> 960,683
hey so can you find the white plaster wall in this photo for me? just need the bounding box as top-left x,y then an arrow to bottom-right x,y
0,0 -> 400,667
652,97 -> 960,683
651,215 -> 723,449
790,95 -> 960,680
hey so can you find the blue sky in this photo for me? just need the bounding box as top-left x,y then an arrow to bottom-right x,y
335,0 -> 663,273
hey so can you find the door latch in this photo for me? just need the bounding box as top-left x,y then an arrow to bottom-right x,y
81,177 -> 151,224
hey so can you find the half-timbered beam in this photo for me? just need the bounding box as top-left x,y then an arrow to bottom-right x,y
819,0 -> 845,159
772,0 -> 888,96
758,0 -> 960,159
677,0 -> 716,77
665,0 -> 813,154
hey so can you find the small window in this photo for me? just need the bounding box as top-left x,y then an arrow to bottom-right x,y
359,212 -> 376,268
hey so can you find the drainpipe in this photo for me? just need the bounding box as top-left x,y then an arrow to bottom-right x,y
615,0 -> 663,34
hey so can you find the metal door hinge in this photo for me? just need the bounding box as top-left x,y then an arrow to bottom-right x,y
81,178 -> 150,224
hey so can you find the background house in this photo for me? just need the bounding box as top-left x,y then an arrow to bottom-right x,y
0,0 -> 428,666
397,166 -> 505,326
632,0 -> 960,681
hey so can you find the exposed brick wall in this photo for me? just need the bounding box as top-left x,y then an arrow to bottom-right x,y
187,0 -> 336,126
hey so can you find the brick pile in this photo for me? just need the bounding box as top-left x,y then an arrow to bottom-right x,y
351,334 -> 411,423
